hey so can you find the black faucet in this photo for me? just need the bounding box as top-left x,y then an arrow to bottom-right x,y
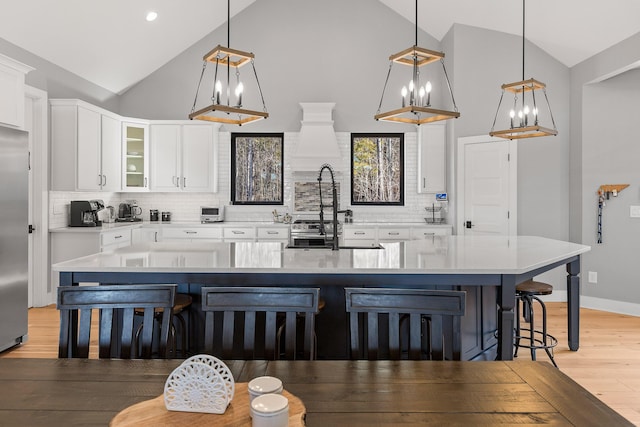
318,163 -> 339,250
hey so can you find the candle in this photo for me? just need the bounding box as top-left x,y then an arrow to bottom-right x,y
509,110 -> 515,128
419,86 -> 425,106
518,110 -> 524,127
533,107 -> 539,125
401,86 -> 407,108
409,80 -> 415,106
425,81 -> 432,107
215,80 -> 222,105
523,105 -> 530,127
235,82 -> 244,107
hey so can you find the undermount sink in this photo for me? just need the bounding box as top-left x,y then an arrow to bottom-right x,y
286,244 -> 384,250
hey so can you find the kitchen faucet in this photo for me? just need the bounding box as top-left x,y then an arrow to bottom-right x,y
318,163 -> 340,250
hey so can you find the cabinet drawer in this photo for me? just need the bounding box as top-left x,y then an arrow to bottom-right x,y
223,227 -> 255,240
101,229 -> 132,247
411,227 -> 452,239
162,227 -> 222,240
377,227 -> 410,241
343,228 -> 376,240
257,227 -> 289,240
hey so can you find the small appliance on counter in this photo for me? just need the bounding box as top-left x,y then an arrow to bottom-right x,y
162,211 -> 172,222
116,201 -> 142,222
200,206 -> 224,223
150,209 -> 159,222
70,200 -> 104,227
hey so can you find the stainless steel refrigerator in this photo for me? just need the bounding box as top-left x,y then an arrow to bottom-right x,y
0,126 -> 28,352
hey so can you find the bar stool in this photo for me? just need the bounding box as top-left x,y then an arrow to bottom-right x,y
514,280 -> 558,367
134,293 -> 192,358
277,297 -> 325,359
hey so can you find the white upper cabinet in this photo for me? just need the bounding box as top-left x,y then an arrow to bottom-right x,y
50,99 -> 122,191
151,122 -> 218,192
0,54 -> 33,129
100,114 -> 122,191
417,122 -> 446,193
122,120 -> 150,191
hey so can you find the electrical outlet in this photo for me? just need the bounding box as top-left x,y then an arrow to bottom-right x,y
588,271 -> 598,284
630,205 -> 640,218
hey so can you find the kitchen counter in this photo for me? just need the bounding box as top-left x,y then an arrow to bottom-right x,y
49,221 -> 289,233
53,236 -> 589,360
52,235 -> 586,275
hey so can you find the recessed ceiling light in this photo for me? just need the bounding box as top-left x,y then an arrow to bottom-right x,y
146,11 -> 158,22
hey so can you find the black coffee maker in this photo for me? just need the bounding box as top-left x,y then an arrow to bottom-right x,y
70,200 -> 104,227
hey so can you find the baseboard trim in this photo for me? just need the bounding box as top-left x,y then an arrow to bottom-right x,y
538,291 -> 640,317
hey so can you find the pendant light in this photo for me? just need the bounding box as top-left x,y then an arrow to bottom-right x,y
189,0 -> 268,126
374,0 -> 459,125
489,0 -> 557,140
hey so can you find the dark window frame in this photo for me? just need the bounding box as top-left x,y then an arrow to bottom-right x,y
231,132 -> 284,206
350,133 -> 404,206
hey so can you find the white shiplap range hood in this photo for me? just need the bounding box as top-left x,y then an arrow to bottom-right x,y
291,102 -> 342,172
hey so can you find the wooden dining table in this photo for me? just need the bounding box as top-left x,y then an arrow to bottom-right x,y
0,358 -> 630,426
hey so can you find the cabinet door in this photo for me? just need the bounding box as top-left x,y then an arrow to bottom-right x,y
123,122 -> 149,191
418,123 -> 446,193
76,106 -> 102,191
150,125 -> 180,192
0,55 -> 31,128
100,114 -> 121,191
181,125 -> 213,192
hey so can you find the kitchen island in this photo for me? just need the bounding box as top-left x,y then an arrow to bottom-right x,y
53,235 -> 590,360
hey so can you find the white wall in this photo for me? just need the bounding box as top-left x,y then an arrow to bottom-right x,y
570,31 -> 640,313
580,70 -> 640,308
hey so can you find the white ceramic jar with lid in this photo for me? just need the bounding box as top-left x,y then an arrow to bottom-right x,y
248,376 -> 283,403
251,393 -> 289,427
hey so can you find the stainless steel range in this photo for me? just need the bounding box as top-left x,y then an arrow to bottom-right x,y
289,219 -> 342,248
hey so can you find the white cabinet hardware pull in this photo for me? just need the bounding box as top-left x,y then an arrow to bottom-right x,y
232,230 -> 245,234
267,231 -> 278,235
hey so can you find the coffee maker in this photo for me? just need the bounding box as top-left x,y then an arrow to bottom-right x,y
69,200 -> 104,227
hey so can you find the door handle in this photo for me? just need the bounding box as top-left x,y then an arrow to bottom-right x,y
465,221 -> 473,229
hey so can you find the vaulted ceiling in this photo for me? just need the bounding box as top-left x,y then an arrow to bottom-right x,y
1,0 -> 638,94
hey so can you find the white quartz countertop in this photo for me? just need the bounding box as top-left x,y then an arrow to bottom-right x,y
49,221 -> 289,233
52,235 -> 590,275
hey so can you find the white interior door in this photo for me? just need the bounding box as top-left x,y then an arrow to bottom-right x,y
24,86 -> 49,307
457,136 -> 517,236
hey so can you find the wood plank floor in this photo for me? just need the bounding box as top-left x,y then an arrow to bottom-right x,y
1,303 -> 639,425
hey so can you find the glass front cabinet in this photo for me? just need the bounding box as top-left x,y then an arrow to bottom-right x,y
122,121 -> 149,191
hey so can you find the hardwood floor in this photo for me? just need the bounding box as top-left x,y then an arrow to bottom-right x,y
1,302 -> 639,424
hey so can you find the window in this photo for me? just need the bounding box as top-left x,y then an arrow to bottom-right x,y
351,133 -> 404,205
231,133 -> 284,205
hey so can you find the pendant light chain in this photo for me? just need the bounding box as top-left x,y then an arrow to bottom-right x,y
522,0 -> 526,82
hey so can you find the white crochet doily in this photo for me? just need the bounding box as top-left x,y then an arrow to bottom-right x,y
164,355 -> 235,414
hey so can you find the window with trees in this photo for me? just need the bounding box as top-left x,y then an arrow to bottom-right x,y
351,133 -> 404,205
231,133 -> 284,205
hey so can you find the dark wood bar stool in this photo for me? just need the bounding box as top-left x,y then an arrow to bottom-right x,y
135,293 -> 192,358
514,280 -> 558,367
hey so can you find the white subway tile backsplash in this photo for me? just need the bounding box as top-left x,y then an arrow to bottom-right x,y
49,131 -> 439,227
